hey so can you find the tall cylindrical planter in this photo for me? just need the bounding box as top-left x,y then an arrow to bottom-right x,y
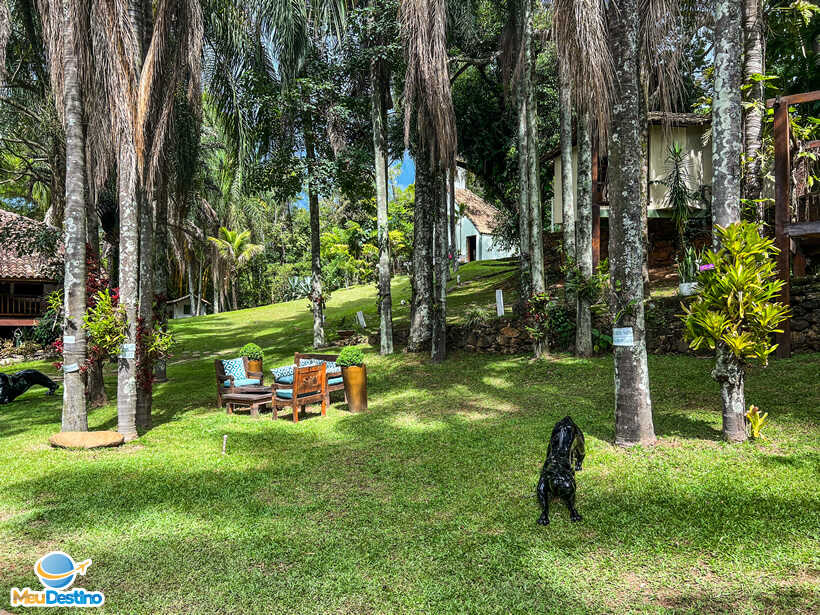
247,359 -> 263,374
341,365 -> 368,412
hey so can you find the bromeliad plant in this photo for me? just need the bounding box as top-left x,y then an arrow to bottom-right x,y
745,405 -> 769,440
676,245 -> 699,284
680,222 -> 790,441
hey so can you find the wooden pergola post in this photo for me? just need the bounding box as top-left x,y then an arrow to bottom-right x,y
773,98 -> 792,358
766,90 -> 820,358
591,137 -> 601,269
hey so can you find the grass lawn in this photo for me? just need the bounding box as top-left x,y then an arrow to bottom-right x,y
1,260 -> 818,614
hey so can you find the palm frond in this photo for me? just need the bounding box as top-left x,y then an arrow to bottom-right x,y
400,0 -> 457,172
551,0 -> 612,124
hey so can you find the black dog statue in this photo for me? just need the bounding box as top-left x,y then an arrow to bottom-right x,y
536,416 -> 586,524
0,370 -> 59,404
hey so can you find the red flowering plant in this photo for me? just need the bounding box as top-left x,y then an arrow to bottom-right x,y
524,292 -> 552,348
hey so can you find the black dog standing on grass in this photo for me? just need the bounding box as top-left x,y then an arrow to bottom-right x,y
536,416 -> 586,524
0,370 -> 59,404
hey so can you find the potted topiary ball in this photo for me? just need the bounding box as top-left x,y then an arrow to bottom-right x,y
239,343 -> 264,374
337,346 -> 367,412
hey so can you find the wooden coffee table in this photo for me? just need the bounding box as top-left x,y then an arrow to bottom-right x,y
222,390 -> 272,418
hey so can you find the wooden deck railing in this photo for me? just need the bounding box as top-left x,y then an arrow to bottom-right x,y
0,294 -> 44,317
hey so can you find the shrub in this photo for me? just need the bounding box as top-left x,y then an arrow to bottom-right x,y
239,343 -> 263,361
83,289 -> 128,358
680,222 -> 790,441
524,293 -> 576,350
337,346 -> 365,367
31,308 -> 61,346
464,304 -> 494,328
680,222 -> 789,364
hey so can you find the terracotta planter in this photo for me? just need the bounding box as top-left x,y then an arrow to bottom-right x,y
247,359 -> 263,374
341,365 -> 367,412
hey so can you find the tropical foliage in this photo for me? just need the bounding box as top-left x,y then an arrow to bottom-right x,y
681,222 -> 790,365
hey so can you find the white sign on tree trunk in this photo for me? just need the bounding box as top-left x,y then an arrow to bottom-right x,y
120,343 -> 136,359
63,335 -> 75,344
356,311 -> 366,328
495,290 -> 505,317
612,327 -> 634,347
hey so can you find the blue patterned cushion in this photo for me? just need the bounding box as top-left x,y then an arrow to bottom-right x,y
298,358 -> 341,375
224,377 -> 261,388
328,376 -> 343,386
222,358 -> 246,384
275,388 -> 321,400
271,365 -> 295,383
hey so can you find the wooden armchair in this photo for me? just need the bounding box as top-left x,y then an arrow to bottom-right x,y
215,357 -> 264,408
272,363 -> 327,422
294,352 -> 344,397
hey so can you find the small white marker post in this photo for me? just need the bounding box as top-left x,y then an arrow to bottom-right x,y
495,289 -> 505,317
457,274 -> 461,286
222,434 -> 228,455
356,311 -> 366,328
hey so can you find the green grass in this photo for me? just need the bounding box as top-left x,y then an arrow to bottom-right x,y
1,259 -> 818,614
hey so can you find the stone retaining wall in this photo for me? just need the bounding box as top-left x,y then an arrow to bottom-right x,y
790,275 -> 820,353
380,275 -> 820,356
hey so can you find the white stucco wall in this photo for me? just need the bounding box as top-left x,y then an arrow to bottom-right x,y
551,124 -> 712,225
455,216 -> 513,261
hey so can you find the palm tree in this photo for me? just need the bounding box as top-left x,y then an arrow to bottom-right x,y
742,0 -> 764,206
552,0 -> 691,446
575,110 -> 593,357
400,0 -> 458,362
559,61 -> 575,282
712,0 -> 745,442
48,0 -> 88,431
207,227 -> 263,311
370,0 -> 394,355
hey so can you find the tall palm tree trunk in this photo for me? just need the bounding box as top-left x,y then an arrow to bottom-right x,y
60,0 -> 87,432
559,64 -> 575,285
153,181 -> 168,381
742,0 -> 764,207
136,191 -> 153,431
407,150 -> 434,352
608,0 -> 655,447
116,0 -> 149,441
712,0 -> 746,442
575,111 -> 593,357
431,167 -> 448,363
526,13 -> 545,294
371,52 -> 393,355
304,112 -> 325,348
517,59 -> 532,302
639,75 -> 651,297
117,139 -> 139,442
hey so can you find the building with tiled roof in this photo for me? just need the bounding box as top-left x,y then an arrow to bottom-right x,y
0,210 -> 61,328
453,169 -> 515,262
